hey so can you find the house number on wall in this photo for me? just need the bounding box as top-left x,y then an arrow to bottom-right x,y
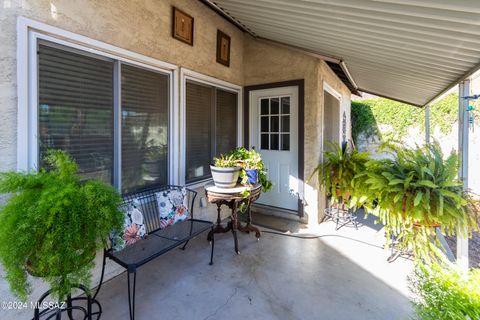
342,111 -> 347,142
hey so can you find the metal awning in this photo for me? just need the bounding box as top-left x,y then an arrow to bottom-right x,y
206,0 -> 480,107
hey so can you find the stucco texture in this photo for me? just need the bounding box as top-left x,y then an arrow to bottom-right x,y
243,36 -> 351,224
0,0 -> 244,173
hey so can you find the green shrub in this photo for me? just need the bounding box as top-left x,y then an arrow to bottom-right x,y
409,263 -> 480,320
0,150 -> 124,300
351,93 -> 458,143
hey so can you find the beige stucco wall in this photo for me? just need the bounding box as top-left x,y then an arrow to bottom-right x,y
243,36 -> 352,225
0,1 -> 244,317
0,0 -> 244,173
0,2 -> 351,317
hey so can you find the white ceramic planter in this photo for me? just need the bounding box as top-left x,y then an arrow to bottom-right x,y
210,165 -> 241,188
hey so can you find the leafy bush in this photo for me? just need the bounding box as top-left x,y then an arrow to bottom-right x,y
351,92 -> 458,143
409,262 -> 480,320
361,142 -> 479,262
0,150 -> 124,300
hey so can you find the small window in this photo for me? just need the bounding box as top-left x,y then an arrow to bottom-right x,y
185,81 -> 238,183
185,82 -> 213,183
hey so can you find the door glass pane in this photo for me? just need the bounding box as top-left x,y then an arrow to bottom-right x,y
38,43 -> 114,184
281,115 -> 290,133
270,134 -> 279,150
270,116 -> 279,132
121,64 -> 169,193
260,116 -> 269,133
271,97 -> 279,114
281,97 -> 290,114
260,98 -> 269,115
281,134 -> 290,151
261,134 -> 269,150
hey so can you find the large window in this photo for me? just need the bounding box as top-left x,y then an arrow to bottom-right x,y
37,41 -> 170,193
185,80 -> 238,183
38,44 -> 115,183
121,65 -> 169,193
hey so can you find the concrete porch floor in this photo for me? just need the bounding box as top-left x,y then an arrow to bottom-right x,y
96,213 -> 413,320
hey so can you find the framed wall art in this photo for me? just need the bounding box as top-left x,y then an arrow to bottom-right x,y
172,7 -> 194,46
216,30 -> 231,67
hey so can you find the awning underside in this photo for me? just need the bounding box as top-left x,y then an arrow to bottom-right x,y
211,0 -> 480,106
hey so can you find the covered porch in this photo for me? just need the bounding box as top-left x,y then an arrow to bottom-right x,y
1,0 -> 479,319
95,215 -> 412,320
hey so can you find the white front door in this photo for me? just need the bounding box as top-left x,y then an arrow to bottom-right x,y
249,86 -> 299,211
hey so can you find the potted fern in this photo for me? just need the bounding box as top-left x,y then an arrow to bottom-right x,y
0,150 -> 124,301
312,141 -> 370,208
364,142 -> 479,262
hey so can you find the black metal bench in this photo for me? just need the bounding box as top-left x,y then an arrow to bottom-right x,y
94,185 -> 214,320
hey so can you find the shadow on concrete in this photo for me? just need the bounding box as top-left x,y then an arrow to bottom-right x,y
92,227 -> 412,320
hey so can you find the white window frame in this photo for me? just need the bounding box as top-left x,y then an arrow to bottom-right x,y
322,81 -> 343,146
180,68 -> 243,188
17,17 -> 179,190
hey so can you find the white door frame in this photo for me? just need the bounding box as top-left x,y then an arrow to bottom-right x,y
245,80 -> 304,217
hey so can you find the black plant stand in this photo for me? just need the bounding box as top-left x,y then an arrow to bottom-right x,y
32,284 -> 102,320
324,203 -> 358,231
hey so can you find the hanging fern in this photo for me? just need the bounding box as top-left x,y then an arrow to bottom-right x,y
361,142 -> 479,263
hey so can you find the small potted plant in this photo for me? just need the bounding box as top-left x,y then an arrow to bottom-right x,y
211,154 -> 241,188
230,147 -> 273,192
0,150 -> 124,301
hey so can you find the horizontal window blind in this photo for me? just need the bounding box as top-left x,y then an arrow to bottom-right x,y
185,81 -> 238,183
38,43 -> 114,183
215,89 -> 237,156
185,81 -> 213,183
121,64 -> 169,193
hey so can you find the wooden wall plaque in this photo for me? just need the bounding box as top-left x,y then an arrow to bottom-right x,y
172,7 -> 194,46
216,30 -> 231,67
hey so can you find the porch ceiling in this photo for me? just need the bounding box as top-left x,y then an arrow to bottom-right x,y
207,0 -> 480,107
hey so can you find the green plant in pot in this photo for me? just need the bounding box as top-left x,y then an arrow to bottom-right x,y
229,147 -> 273,192
364,142 -> 479,263
0,150 -> 124,301
211,154 -> 241,188
312,141 -> 371,209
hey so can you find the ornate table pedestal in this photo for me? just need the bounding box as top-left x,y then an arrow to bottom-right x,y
205,184 -> 262,254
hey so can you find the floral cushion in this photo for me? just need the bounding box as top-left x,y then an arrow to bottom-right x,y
155,188 -> 190,229
111,199 -> 147,251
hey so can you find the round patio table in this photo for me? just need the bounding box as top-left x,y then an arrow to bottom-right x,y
205,183 -> 262,254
